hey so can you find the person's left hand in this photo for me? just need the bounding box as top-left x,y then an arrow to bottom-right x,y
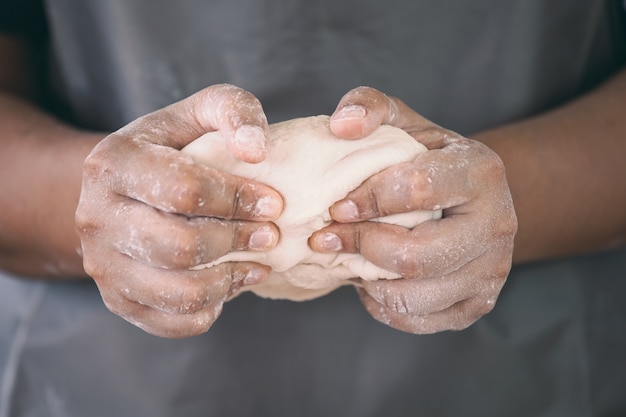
309,87 -> 518,334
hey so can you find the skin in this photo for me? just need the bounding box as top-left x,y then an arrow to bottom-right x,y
0,36 -> 102,278
75,84 -> 287,337
1,34 -> 625,337
314,89 -> 517,333
311,74 -> 626,332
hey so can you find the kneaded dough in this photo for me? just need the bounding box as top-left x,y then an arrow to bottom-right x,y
182,115 -> 441,301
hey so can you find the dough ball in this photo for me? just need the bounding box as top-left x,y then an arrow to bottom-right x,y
182,115 -> 441,301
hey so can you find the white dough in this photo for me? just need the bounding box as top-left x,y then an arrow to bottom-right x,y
182,115 -> 441,301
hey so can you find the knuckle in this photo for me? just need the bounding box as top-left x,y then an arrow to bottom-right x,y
489,191 -> 518,241
167,175 -> 206,215
164,284 -> 211,315
80,246 -> 114,281
183,317 -> 214,336
184,308 -> 223,336
232,183 -> 255,218
100,291 -> 127,318
486,152 -> 507,177
226,263 -> 249,288
408,166 -> 437,209
449,318 -> 476,332
370,282 -> 421,315
341,86 -> 384,109
166,227 -> 208,269
212,84 -> 263,121
495,216 -> 518,242
380,165 -> 437,214
208,264 -> 235,295
74,205 -> 88,228
213,82 -> 238,92
474,297 -> 497,318
363,182 -> 383,218
501,207 -> 519,238
82,138 -> 123,181
386,293 -> 412,315
82,147 -> 110,178
74,208 -> 98,236
472,147 -> 506,183
449,307 -> 480,331
232,221 -> 254,251
146,315 -> 215,338
460,293 -> 499,329
101,298 -> 121,317
81,255 -> 99,279
402,314 -> 440,335
350,85 -> 378,97
492,257 -> 513,282
393,248 -> 428,279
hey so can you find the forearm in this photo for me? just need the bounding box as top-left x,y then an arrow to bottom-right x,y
475,69 -> 626,264
0,91 -> 104,278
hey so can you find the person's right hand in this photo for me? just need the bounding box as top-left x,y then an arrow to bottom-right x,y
75,84 -> 284,338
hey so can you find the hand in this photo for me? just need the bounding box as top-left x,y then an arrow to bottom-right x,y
310,87 -> 518,334
75,84 -> 283,338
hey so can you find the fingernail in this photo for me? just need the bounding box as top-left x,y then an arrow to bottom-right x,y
253,194 -> 283,218
249,226 -> 278,250
333,105 -> 366,121
315,232 -> 343,252
332,199 -> 359,221
233,125 -> 267,161
244,266 -> 267,285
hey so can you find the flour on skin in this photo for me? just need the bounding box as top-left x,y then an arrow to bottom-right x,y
182,115 -> 442,301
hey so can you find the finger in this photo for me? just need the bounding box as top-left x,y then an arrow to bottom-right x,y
311,220 -> 488,279
358,288 -> 497,334
356,246 -> 509,316
105,300 -> 222,338
107,200 -> 279,269
329,86 -> 432,139
358,275 -> 474,317
191,84 -> 270,163
115,262 -> 268,315
329,160 -> 447,222
81,138 -> 283,221
89,257 -> 269,338
317,215 -> 514,282
118,83 -> 270,162
330,139 -> 499,223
